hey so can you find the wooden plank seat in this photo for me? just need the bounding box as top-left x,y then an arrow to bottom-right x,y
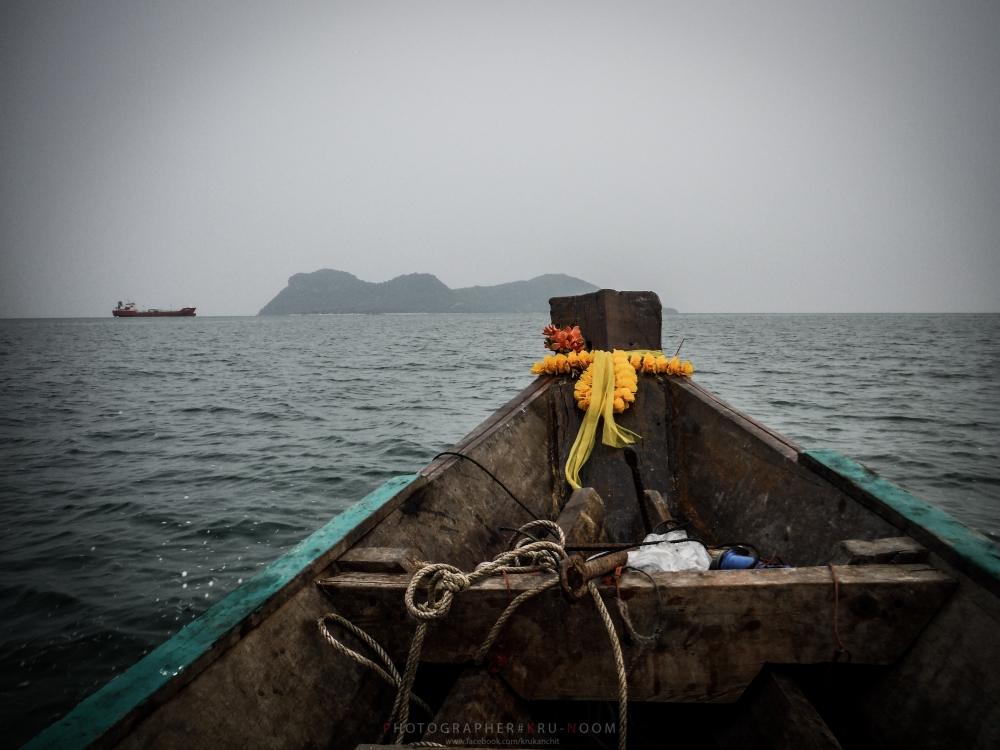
334,546 -> 422,574
318,564 -> 954,704
831,536 -> 928,565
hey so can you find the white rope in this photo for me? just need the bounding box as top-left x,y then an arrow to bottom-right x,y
319,519 -> 629,749
589,581 -> 628,750
316,613 -> 432,717
404,540 -> 566,622
392,620 -> 428,742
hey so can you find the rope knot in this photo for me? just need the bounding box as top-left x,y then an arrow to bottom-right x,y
405,563 -> 471,621
438,569 -> 470,593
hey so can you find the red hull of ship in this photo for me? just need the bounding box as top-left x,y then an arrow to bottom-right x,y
112,307 -> 196,317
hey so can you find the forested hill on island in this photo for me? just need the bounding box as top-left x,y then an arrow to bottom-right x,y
257,270 -> 602,314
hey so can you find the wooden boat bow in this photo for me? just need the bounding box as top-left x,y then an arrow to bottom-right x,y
26,290 -> 1000,750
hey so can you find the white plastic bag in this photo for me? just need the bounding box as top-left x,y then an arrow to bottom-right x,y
626,530 -> 710,573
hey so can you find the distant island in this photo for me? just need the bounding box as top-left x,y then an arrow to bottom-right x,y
258,270 -> 603,315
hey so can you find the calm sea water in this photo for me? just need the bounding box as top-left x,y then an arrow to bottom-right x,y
1,313 -> 998,746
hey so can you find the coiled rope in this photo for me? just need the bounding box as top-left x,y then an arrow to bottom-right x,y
317,612 -> 433,717
318,519 -> 628,750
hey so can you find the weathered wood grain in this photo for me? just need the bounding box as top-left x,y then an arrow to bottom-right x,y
336,547 -> 422,574
854,587 -> 1000,750
665,378 -> 900,563
643,489 -> 672,528
830,537 -> 927,566
549,289 -> 662,351
556,487 -> 606,544
319,564 -> 955,703
554,379 -> 671,543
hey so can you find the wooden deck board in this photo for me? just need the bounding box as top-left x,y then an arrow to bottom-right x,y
320,564 -> 955,703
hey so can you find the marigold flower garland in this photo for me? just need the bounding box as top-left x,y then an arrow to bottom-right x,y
530,350 -> 592,376
529,324 -> 696,489
530,343 -> 696,413
574,350 -> 637,414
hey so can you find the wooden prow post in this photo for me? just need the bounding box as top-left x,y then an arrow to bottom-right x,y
549,289 -> 662,351
547,290 -> 668,542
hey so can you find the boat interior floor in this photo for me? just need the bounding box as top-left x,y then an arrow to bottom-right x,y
319,484 -> 955,750
312,376 -> 974,750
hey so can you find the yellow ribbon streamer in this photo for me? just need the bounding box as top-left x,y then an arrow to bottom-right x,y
564,350 -> 642,490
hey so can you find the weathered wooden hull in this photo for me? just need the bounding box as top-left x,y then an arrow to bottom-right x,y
28,306 -> 1000,749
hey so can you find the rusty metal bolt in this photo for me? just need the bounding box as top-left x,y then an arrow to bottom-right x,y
559,550 -> 629,601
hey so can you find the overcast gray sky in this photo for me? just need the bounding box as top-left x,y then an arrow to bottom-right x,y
2,1 -> 998,316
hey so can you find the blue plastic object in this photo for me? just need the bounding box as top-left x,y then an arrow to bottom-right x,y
719,548 -> 758,569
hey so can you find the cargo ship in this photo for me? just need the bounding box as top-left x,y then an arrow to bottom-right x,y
112,301 -> 196,317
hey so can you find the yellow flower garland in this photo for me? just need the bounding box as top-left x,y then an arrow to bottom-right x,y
629,352 -> 695,377
530,350 -> 593,375
574,350 -> 637,414
529,349 -> 695,404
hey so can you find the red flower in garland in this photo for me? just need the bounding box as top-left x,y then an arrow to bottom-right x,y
543,324 -> 585,354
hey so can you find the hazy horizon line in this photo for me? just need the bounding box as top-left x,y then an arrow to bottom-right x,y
3,310 -> 999,321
